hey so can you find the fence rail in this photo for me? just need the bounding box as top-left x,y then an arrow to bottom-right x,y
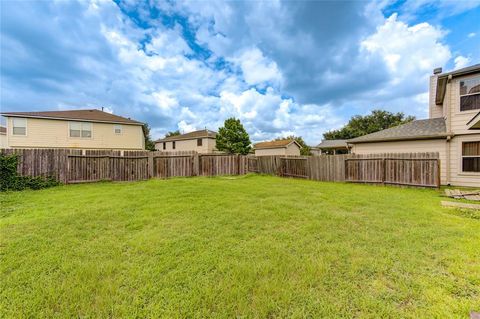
1,149 -> 441,188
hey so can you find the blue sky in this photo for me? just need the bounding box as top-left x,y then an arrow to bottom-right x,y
1,0 -> 479,144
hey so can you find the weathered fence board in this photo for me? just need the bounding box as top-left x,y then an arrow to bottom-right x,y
1,149 -> 440,188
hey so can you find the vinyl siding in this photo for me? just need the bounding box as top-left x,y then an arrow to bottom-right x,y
254,143 -> 301,156
351,139 -> 447,185
0,134 -> 7,148
6,117 -> 144,149
155,138 -> 216,153
447,74 -> 480,136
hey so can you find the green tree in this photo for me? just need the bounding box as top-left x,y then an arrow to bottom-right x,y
275,136 -> 311,156
216,118 -> 251,155
142,123 -> 156,151
165,130 -> 180,137
323,109 -> 415,140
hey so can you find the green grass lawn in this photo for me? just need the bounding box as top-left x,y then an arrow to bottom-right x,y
1,175 -> 479,318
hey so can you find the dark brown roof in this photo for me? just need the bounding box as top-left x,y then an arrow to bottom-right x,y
0,126 -> 6,134
156,129 -> 217,142
348,118 -> 448,143
316,139 -> 348,149
0,109 -> 143,125
254,139 -> 300,149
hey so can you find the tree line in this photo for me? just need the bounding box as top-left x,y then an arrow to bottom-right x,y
143,109 -> 415,155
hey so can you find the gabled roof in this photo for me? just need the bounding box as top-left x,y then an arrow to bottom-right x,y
156,129 -> 217,142
348,118 -> 448,144
316,139 -> 348,149
0,126 -> 6,135
436,63 -> 480,105
1,109 -> 143,125
254,139 -> 301,149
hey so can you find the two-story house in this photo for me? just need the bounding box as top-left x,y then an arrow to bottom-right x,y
155,129 -> 218,153
348,64 -> 480,187
1,109 -> 145,150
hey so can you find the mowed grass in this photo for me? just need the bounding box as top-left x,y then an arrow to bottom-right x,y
1,175 -> 479,318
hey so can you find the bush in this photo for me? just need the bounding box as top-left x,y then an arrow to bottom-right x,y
0,154 -> 60,191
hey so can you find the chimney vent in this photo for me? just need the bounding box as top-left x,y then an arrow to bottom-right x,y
433,67 -> 442,75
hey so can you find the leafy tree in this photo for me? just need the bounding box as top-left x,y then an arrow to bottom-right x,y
216,118 -> 251,155
142,123 -> 156,151
165,130 -> 181,137
323,109 -> 415,140
275,136 -> 311,156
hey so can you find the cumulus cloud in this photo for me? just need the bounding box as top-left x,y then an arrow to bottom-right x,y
454,56 -> 471,70
0,0 -> 476,144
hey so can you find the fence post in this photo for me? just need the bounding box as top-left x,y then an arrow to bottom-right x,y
436,159 -> 441,188
148,152 -> 154,179
382,158 -> 386,184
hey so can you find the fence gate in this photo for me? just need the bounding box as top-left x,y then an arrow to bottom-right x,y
280,157 -> 308,178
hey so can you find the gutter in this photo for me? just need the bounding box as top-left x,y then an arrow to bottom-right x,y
1,113 -> 143,126
347,133 -> 451,144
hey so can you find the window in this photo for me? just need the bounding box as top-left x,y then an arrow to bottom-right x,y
172,141 -> 176,149
462,141 -> 480,172
70,122 -> 92,138
163,142 -> 166,150
12,118 -> 26,135
114,125 -> 122,135
460,77 -> 480,111
197,138 -> 202,146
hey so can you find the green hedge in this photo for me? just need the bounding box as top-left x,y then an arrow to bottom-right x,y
0,154 -> 60,191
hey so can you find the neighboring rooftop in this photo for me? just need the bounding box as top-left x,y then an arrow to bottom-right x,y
254,139 -> 299,149
156,129 -> 217,142
437,63 -> 480,78
0,126 -> 6,135
0,109 -> 143,125
348,118 -> 447,143
316,139 -> 348,149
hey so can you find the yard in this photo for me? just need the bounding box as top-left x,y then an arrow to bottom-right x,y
1,175 -> 479,318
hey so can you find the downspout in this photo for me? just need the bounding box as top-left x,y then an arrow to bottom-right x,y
445,74 -> 453,185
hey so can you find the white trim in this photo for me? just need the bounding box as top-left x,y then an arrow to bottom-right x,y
114,124 -> 123,135
12,118 -> 27,137
69,121 -> 93,139
460,138 -> 480,174
1,114 -> 142,126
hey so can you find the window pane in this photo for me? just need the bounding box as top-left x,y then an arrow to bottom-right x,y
172,141 -> 176,149
460,94 -> 480,111
463,157 -> 480,172
70,129 -> 80,137
81,130 -> 92,138
12,118 -> 26,128
114,125 -> 122,134
13,127 -> 26,135
197,138 -> 202,146
463,142 -> 480,156
163,142 -> 166,150
460,77 -> 480,95
81,123 -> 92,130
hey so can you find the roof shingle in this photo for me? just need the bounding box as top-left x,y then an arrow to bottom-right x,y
1,109 -> 143,125
254,139 -> 296,149
316,139 -> 348,149
348,118 -> 447,143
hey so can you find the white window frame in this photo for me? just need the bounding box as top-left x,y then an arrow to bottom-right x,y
12,118 -> 27,136
459,76 -> 480,113
461,140 -> 480,174
69,121 -> 92,139
114,124 -> 122,135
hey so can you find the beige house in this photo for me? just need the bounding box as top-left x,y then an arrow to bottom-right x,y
155,129 -> 217,153
348,64 -> 480,187
1,109 -> 145,150
0,126 -> 7,148
312,139 -> 349,155
254,139 -> 301,156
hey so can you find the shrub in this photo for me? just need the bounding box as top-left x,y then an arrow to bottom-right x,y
0,154 -> 60,191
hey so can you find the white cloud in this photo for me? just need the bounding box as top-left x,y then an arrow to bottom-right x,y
177,120 -> 197,133
468,32 -> 476,38
454,56 -> 471,70
230,48 -> 283,88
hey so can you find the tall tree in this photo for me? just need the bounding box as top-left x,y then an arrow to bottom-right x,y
165,130 -> 180,137
323,110 -> 415,140
216,118 -> 251,155
275,136 -> 311,156
142,123 -> 156,151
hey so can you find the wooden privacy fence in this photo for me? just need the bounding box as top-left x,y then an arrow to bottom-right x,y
1,148 -> 441,188
345,153 -> 440,188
